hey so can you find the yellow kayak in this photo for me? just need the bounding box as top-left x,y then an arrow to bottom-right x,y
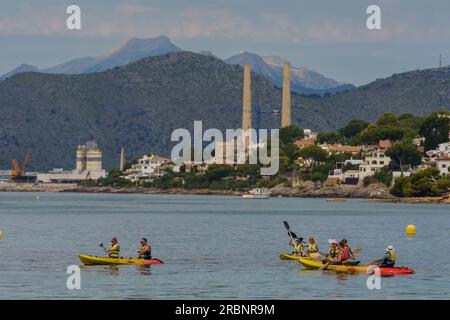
280,253 -> 302,261
78,254 -> 163,266
298,257 -> 414,275
280,253 -> 321,261
298,257 -> 367,272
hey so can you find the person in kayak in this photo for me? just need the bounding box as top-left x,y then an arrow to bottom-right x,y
339,239 -> 355,263
305,236 -> 320,258
371,245 -> 396,268
289,237 -> 304,256
319,239 -> 341,270
306,236 -> 319,253
107,237 -> 120,258
138,238 -> 152,260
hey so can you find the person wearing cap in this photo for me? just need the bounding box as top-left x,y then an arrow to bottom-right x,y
107,237 -> 120,258
371,246 -> 397,267
319,239 -> 341,270
289,237 -> 304,256
138,238 -> 152,260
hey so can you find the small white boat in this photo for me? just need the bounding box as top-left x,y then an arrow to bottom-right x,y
242,188 -> 271,199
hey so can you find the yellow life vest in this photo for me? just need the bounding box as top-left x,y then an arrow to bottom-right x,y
328,246 -> 339,258
307,243 -> 318,253
294,242 -> 303,254
109,244 -> 120,258
388,251 -> 397,262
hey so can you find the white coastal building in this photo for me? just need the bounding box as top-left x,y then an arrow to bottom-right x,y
426,142 -> 450,159
327,150 -> 391,184
420,142 -> 450,174
303,129 -> 318,140
358,150 -> 391,180
123,154 -> 171,182
435,157 -> 450,175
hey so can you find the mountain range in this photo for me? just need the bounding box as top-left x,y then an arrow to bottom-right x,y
0,64 -> 39,81
1,51 -> 450,171
225,52 -> 355,95
0,35 -> 351,94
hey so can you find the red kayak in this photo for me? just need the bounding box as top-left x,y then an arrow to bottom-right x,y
299,258 -> 414,275
371,267 -> 415,276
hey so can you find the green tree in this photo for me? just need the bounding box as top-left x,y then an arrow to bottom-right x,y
391,176 -> 413,197
339,119 -> 370,139
390,168 -> 443,197
310,171 -> 328,187
419,111 -> 450,151
282,142 -> 300,161
385,142 -> 422,173
316,131 -> 342,144
376,112 -> 399,127
355,124 -> 405,145
298,145 -> 328,168
279,126 -> 305,145
436,177 -> 450,194
204,165 -> 235,181
373,169 -> 392,186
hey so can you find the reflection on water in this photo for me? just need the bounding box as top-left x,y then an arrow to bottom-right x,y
106,266 -> 120,276
138,265 -> 152,276
0,193 -> 449,299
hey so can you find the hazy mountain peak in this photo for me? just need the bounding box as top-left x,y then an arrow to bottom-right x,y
110,35 -> 174,55
262,55 -> 285,67
225,51 -> 350,93
0,63 -> 39,80
40,35 -> 182,75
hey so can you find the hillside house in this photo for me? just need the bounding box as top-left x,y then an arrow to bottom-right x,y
123,154 -> 171,182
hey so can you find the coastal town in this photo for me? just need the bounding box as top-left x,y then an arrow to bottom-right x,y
1,112 -> 449,203
0,63 -> 449,202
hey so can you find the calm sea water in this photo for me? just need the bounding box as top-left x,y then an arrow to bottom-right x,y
0,192 -> 448,299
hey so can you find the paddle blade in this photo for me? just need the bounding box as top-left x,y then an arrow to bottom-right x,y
352,248 -> 363,255
283,221 -> 290,231
99,242 -> 104,248
288,231 -> 298,239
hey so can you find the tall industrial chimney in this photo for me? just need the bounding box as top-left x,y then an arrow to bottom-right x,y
242,64 -> 252,131
119,146 -> 125,172
281,61 -> 292,127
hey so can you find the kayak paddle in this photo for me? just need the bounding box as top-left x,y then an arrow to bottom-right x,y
283,221 -> 298,239
99,242 -> 107,253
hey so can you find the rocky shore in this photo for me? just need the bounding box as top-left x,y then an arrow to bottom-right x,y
1,182 -> 449,204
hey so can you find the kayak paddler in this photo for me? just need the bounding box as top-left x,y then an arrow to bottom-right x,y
319,239 -> 341,270
289,237 -> 304,256
107,237 -> 120,258
138,238 -> 152,260
370,245 -> 397,268
339,239 -> 355,262
306,236 -> 320,257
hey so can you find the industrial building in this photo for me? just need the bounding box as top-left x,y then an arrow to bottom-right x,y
37,140 -> 106,183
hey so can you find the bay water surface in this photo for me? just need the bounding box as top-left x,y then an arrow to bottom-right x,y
0,192 -> 448,299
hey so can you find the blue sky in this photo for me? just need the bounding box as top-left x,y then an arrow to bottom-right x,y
1,0 -> 450,85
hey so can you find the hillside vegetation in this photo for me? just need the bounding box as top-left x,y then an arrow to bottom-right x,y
1,52 -> 450,170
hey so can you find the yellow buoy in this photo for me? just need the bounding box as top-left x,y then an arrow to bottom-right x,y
0,229 -> 3,241
406,224 -> 416,236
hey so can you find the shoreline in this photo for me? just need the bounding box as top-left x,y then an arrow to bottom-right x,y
1,182 -> 449,204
